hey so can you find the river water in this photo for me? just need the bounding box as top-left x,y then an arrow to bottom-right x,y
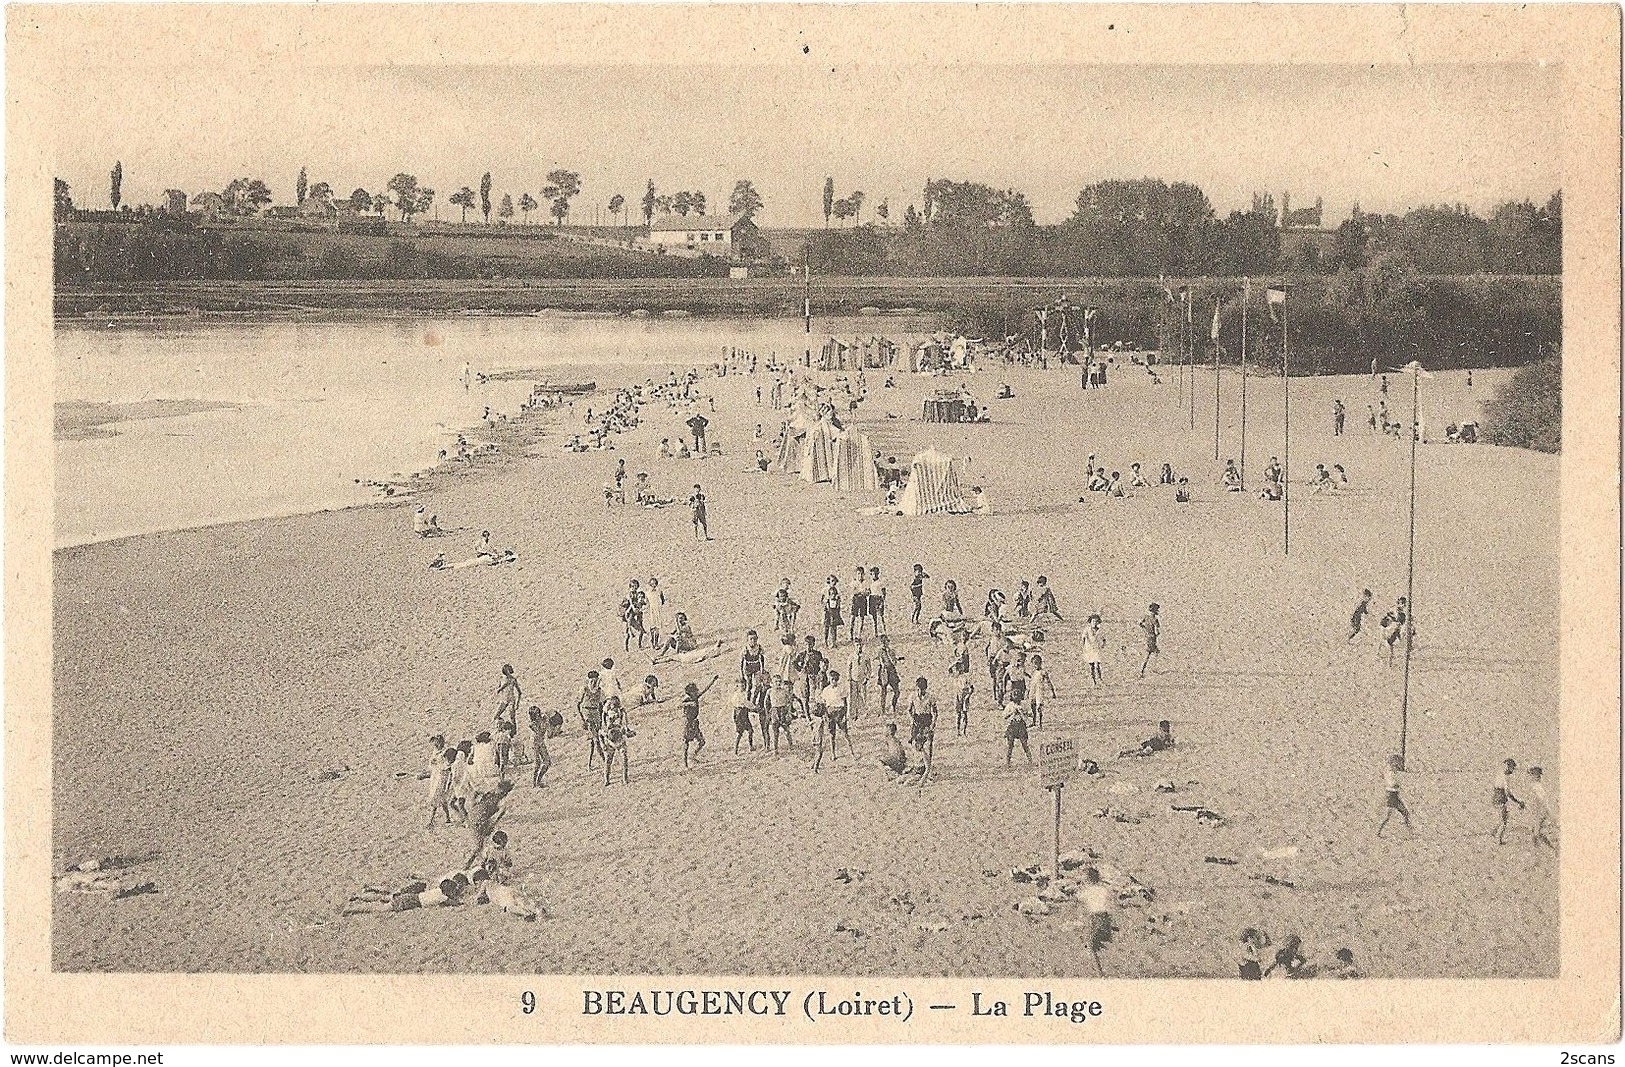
55,313 -> 923,547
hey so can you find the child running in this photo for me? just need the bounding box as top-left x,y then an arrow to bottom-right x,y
1348,589 -> 1374,642
1377,754 -> 1414,838
681,675 -> 720,769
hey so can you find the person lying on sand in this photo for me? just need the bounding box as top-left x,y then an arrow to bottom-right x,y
1120,720 -> 1175,758
429,553 -> 449,570
650,640 -> 726,667
341,877 -> 465,915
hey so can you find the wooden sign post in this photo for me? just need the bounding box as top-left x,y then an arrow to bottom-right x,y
1038,738 -> 1080,878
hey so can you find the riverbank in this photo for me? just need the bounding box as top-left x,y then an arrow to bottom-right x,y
52,361 -> 1558,976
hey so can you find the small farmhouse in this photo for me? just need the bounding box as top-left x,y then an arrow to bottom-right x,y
642,213 -> 763,258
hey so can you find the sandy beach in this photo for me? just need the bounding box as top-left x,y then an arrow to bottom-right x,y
52,357 -> 1558,977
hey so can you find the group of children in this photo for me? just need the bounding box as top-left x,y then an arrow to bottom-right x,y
1345,589 -> 1414,663
1081,454 -> 1178,500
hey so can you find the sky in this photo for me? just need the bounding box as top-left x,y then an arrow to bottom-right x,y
50,62 -> 1561,228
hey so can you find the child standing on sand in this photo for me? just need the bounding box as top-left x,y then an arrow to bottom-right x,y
1082,615 -> 1106,686
1527,766 -> 1556,849
1004,701 -> 1033,766
688,485 -> 711,541
1028,653 -> 1057,728
910,564 -> 930,625
1493,757 -> 1525,844
868,566 -> 887,635
955,676 -> 975,737
876,635 -> 902,717
527,708 -> 551,787
1138,604 -> 1162,678
428,741 -> 454,828
682,675 -> 720,769
731,678 -> 757,754
768,675 -> 797,752
1377,754 -> 1413,838
821,576 -> 844,648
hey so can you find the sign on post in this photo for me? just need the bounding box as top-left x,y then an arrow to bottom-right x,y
1038,737 -> 1079,790
1037,737 -> 1079,879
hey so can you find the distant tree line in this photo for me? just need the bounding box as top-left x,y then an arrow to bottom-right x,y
947,256 -> 1559,377
805,178 -> 1561,278
54,224 -> 729,285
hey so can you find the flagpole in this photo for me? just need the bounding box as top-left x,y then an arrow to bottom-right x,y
1187,294 -> 1195,432
1283,294 -> 1291,555
1400,364 -> 1419,769
804,254 -> 813,367
1213,301 -> 1221,461
1240,279 -> 1249,489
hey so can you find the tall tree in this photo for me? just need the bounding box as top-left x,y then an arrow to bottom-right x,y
162,189 -> 187,215
307,181 -> 333,205
518,192 -> 538,224
416,187 -> 436,221
350,188 -> 373,214
541,168 -> 581,225
832,198 -> 854,226
822,176 -> 835,227
480,172 -> 493,224
450,186 -> 477,223
109,161 -> 123,210
849,190 -> 865,225
498,193 -> 515,223
372,190 -> 388,217
654,194 -> 674,216
238,179 -> 272,214
875,199 -> 889,223
691,191 -> 707,216
728,179 -> 764,221
388,173 -> 422,221
642,180 -> 657,226
296,167 -> 309,206
608,193 -> 625,227
54,178 -> 74,219
672,190 -> 694,217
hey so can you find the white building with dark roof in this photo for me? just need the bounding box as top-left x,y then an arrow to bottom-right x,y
641,212 -> 762,257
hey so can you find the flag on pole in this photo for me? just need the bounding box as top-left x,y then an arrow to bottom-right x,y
1266,284 -> 1287,321
1210,300 -> 1221,342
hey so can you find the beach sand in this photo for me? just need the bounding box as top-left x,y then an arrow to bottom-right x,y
52,358 -> 1557,976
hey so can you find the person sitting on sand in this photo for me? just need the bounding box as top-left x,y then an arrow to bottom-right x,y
1128,463 -> 1149,489
1033,576 -> 1062,622
879,722 -> 910,776
1237,928 -> 1270,980
413,506 -> 444,537
429,552 -> 449,570
941,579 -> 964,618
1120,720 -> 1175,758
1223,461 -> 1243,492
1311,464 -> 1333,493
1174,477 -> 1193,503
657,612 -> 697,655
1108,472 -> 1126,498
1159,462 -> 1175,486
1333,464 -> 1349,491
1265,934 -> 1309,979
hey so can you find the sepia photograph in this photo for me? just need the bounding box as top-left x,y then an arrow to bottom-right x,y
6,1 -> 1620,1049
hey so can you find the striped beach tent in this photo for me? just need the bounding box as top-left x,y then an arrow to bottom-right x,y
898,448 -> 972,516
832,429 -> 879,493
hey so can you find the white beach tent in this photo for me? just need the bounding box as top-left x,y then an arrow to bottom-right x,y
898,448 -> 972,516
832,429 -> 879,492
800,417 -> 841,483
